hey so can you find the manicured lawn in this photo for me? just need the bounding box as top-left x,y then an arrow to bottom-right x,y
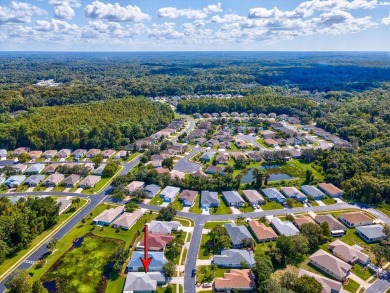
42,235 -> 122,293
125,152 -> 141,163
105,275 -> 125,293
229,143 -> 240,151
196,266 -> 228,283
203,221 -> 231,229
262,201 -> 283,210
82,176 -> 111,194
281,159 -> 324,181
170,197 -> 184,211
52,185 -> 65,192
209,197 -> 232,215
343,279 -> 360,293
150,195 -> 163,205
377,204 -> 390,218
198,234 -> 212,259
189,195 -> 202,214
255,241 -> 275,255
15,184 -> 29,192
290,200 -> 304,208
181,248 -> 188,265
322,196 -> 337,205
240,205 -> 255,213
351,264 -> 374,281
0,199 -> 86,276
340,229 -> 375,256
308,200 -> 319,206
33,185 -> 47,192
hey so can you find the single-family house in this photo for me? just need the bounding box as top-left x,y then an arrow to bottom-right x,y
301,185 -> 325,200
309,250 -> 352,281
298,269 -> 342,293
56,149 -> 71,158
289,149 -> 302,158
24,163 -> 45,174
72,149 -> 87,158
125,181 -> 145,194
200,191 -> 219,208
216,154 -> 229,164
235,140 -> 249,149
214,269 -> 255,293
219,141 -> 231,149
159,186 -> 180,202
12,163 -> 28,174
123,272 -> 165,293
42,163 -> 60,174
213,249 -> 255,268
261,188 -> 286,203
28,151 -> 42,160
225,223 -> 254,248
24,174 -> 45,187
205,139 -> 219,148
271,218 -> 299,236
293,216 -> 317,230
170,170 -> 185,180
62,174 -> 81,188
247,152 -> 262,162
113,150 -> 127,159
249,220 -> 278,242
137,233 -> 174,251
222,191 -> 245,207
355,225 -> 386,243
179,190 -> 198,206
338,212 -> 373,228
264,138 -> 279,147
85,149 -> 101,158
102,149 -> 116,158
42,150 -> 57,159
127,251 -> 167,272
79,175 -> 101,188
43,174 -> 64,187
200,152 -> 215,162
261,130 -> 276,139
56,198 -> 72,215
113,210 -> 143,230
318,183 -> 343,198
148,220 -> 180,235
155,167 -> 170,175
191,169 -> 208,179
93,205 -> 124,226
329,239 -> 370,265
4,175 -> 26,187
144,184 -> 161,198
0,149 -> 7,158
242,190 -> 265,205
315,215 -> 347,237
12,147 -> 29,157
280,187 -> 307,202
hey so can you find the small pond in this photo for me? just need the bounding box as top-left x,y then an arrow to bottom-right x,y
241,167 -> 293,184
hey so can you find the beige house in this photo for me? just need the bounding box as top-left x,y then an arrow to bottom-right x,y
329,239 -> 370,265
214,269 -> 255,292
298,269 -> 342,293
309,250 -> 352,281
318,183 -> 343,198
85,149 -> 101,158
102,149 -> 116,158
248,221 -> 277,242
28,151 -> 43,160
79,175 -> 101,188
338,212 -> 373,228
56,149 -> 71,158
113,210 -> 143,230
42,150 -> 57,159
125,181 -> 145,194
43,174 -> 65,187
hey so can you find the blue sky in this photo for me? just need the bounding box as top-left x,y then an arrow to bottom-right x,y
0,0 -> 389,51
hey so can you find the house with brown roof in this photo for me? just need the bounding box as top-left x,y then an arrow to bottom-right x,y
315,215 -> 347,237
264,138 -> 279,147
247,152 -> 262,162
170,170 -> 186,180
156,167 -> 170,175
56,149 -> 71,158
42,150 -> 57,159
298,269 -> 342,293
261,130 -> 275,139
338,212 -> 373,228
179,190 -> 198,206
216,154 -> 229,164
43,163 -> 60,174
28,151 -> 42,160
329,239 -> 370,265
85,149 -> 101,158
102,149 -> 116,158
72,149 -> 87,158
235,140 -> 249,149
113,210 -> 143,230
12,163 -> 28,174
242,190 -> 265,205
43,174 -> 65,187
79,175 -> 101,188
113,150 -> 127,159
12,147 -> 30,157
62,174 -> 81,188
125,181 -> 145,194
309,250 -> 352,281
137,233 -> 174,251
214,269 -> 255,293
318,183 -> 343,198
248,221 -> 277,242
293,215 -> 317,230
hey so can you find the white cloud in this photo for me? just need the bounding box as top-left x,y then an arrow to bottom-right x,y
0,1 -> 46,25
147,22 -> 184,40
210,14 -> 246,24
48,0 -> 80,20
157,3 -> 222,19
382,13 -> 390,24
35,19 -> 78,33
84,1 -> 150,22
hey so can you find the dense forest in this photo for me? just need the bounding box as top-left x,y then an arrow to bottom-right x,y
0,98 -> 174,150
0,52 -> 389,112
0,197 -> 60,265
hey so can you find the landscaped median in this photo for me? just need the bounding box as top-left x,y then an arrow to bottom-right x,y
0,197 -> 89,281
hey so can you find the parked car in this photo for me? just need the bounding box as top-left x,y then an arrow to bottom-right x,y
192,269 -> 196,277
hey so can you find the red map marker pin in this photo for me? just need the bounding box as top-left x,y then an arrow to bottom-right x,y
140,224 -> 152,272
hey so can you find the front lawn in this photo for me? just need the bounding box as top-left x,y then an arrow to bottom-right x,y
150,195 -> 163,205
170,197 -> 184,211
343,279 -> 360,293
189,195 -> 202,214
209,197 -> 232,215
196,266 -> 228,283
351,264 -> 374,281
322,196 -> 337,205
262,201 -> 283,210
340,229 -> 375,256
198,234 -> 212,259
204,221 -> 231,229
82,176 -> 111,194
240,204 -> 255,213
42,235 -> 122,293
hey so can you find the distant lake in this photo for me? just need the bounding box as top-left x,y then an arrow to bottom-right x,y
241,167 -> 293,184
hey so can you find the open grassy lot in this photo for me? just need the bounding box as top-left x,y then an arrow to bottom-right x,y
0,199 -> 86,276
343,279 -> 360,293
281,159 -> 324,181
203,221 -> 231,229
262,201 -> 283,210
42,235 -> 121,293
189,195 -> 202,214
209,197 -> 232,215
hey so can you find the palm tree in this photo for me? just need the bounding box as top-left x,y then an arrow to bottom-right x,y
252,168 -> 266,188
264,170 -> 270,186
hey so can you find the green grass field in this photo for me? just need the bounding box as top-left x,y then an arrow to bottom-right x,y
81,177 -> 111,194
170,197 -> 184,211
262,201 -> 283,210
322,197 -> 337,205
351,264 -> 374,281
203,221 -> 231,229
281,159 -> 324,181
343,279 -> 360,293
42,235 -> 121,293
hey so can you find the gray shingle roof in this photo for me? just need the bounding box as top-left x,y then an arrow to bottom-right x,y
261,188 -> 286,202
123,272 -> 165,292
301,185 -> 325,198
225,223 -> 253,246
222,191 -> 244,205
271,218 -> 299,236
144,184 -> 161,198
200,191 -> 219,206
213,249 -> 255,267
356,225 -> 385,239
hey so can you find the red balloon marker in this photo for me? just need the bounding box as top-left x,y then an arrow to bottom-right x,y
140,224 -> 152,272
